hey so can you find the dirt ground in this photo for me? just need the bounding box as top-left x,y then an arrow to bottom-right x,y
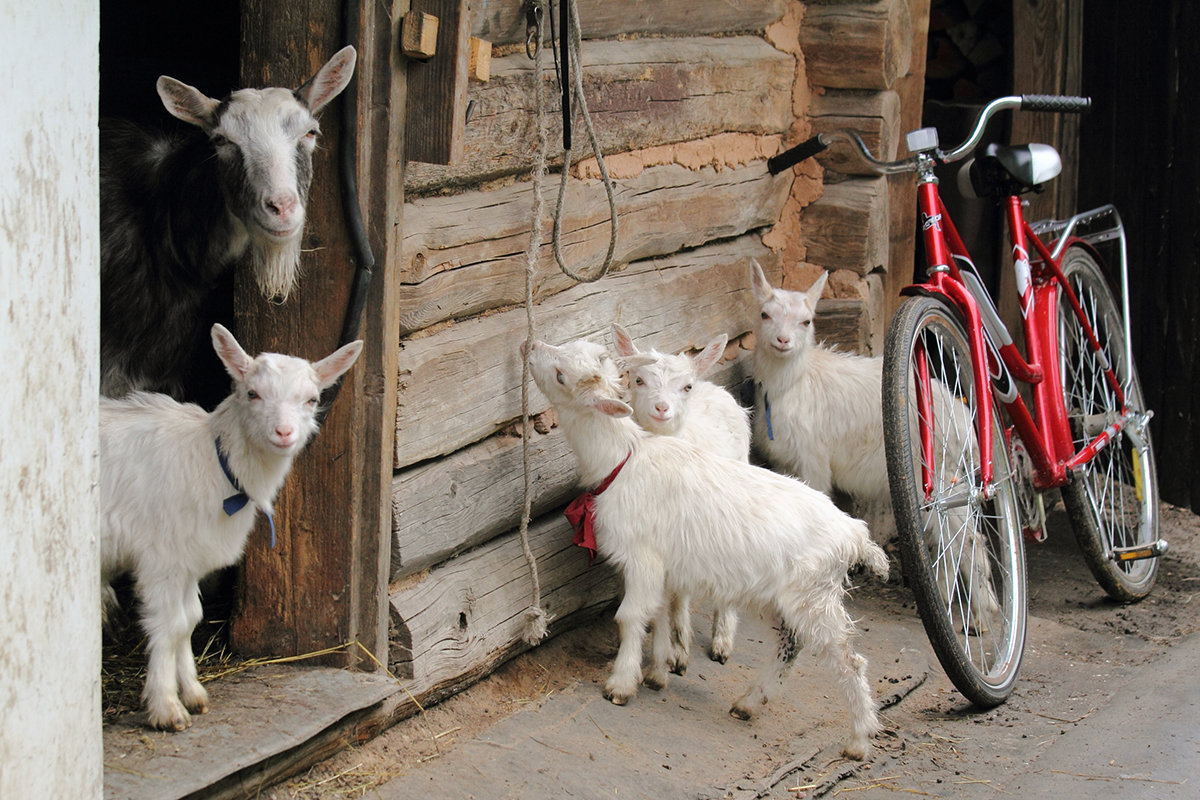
264,502 -> 1200,799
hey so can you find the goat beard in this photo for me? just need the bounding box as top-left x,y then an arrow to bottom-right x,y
250,231 -> 302,303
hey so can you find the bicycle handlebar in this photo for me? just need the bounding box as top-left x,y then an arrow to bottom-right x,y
766,94 -> 1092,176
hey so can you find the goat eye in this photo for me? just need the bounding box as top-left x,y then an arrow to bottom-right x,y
684,384 -> 693,393
247,389 -> 259,400
305,128 -> 318,140
556,370 -> 566,385
635,376 -> 644,386
307,396 -> 319,405
761,311 -> 770,320
211,133 -> 230,148
803,319 -> 812,327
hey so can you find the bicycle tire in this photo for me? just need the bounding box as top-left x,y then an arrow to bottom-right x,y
883,295 -> 1027,707
1057,247 -> 1160,602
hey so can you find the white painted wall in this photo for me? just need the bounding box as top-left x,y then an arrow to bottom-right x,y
0,2 -> 102,797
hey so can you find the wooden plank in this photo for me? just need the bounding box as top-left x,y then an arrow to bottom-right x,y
405,36 -> 794,193
810,90 -> 901,176
799,176 -> 890,274
405,0 -> 471,164
800,0 -> 914,90
389,515 -> 621,693
103,666 -> 397,800
474,0 -> 790,45
883,0 -> 929,332
394,236 -> 778,469
399,162 -> 791,334
231,0 -> 400,664
391,358 -> 751,579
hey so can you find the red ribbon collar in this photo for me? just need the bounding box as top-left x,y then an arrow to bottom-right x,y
564,451 -> 631,562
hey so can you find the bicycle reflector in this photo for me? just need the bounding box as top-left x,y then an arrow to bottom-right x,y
1110,540 -> 1169,562
906,127 -> 939,154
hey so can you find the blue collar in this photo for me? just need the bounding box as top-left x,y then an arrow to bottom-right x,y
762,389 -> 774,441
216,438 -> 275,548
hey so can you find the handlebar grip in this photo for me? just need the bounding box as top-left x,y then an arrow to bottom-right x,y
767,135 -> 828,175
1020,94 -> 1091,113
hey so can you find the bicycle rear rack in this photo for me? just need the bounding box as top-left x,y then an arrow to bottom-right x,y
1029,204 -> 1133,400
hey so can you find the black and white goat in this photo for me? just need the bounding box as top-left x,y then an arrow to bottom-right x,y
99,47 -> 356,398
527,337 -> 887,759
100,324 -> 362,730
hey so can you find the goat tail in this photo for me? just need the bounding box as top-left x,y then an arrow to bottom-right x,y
854,520 -> 890,580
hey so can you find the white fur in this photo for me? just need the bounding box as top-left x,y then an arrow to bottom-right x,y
750,261 -> 889,502
612,324 -> 750,666
528,338 -> 887,760
100,324 -> 362,731
750,262 -> 1000,627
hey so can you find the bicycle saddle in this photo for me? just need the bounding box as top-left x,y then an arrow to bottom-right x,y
958,142 -> 1062,198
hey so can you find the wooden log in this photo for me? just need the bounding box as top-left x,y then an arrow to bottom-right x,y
474,0 -> 790,46
810,90 -> 901,175
401,11 -> 439,60
391,359 -> 751,579
800,0 -> 913,90
399,162 -> 791,334
388,515 -> 621,694
799,177 -> 890,274
395,236 -> 778,469
405,36 -> 793,193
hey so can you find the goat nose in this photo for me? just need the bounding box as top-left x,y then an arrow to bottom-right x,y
655,402 -> 669,414
264,191 -> 298,219
276,425 -> 294,439
776,336 -> 790,347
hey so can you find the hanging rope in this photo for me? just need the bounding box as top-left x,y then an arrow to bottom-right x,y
516,0 -> 619,645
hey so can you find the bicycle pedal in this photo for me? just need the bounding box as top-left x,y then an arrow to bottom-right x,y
1109,539 -> 1169,562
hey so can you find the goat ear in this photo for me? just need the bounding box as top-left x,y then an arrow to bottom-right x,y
211,324 -> 253,381
750,259 -> 774,305
806,270 -> 829,307
157,77 -> 220,129
619,354 -> 657,369
297,46 -> 357,113
589,393 -> 634,418
313,339 -> 364,389
611,323 -> 639,357
692,334 -> 728,377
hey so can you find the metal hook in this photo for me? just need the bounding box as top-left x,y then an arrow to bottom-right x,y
525,0 -> 543,59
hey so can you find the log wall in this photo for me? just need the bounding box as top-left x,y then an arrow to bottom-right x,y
388,0 -> 926,707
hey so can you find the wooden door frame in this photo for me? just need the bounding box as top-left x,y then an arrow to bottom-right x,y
230,0 -> 406,667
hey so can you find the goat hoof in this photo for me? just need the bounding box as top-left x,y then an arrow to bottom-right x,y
643,673 -> 667,691
708,649 -> 730,665
603,688 -> 632,706
841,739 -> 870,761
668,661 -> 687,676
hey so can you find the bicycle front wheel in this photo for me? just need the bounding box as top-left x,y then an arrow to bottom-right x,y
883,295 -> 1026,707
1058,247 -> 1160,602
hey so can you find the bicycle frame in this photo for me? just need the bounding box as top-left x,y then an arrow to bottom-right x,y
907,179 -> 1136,496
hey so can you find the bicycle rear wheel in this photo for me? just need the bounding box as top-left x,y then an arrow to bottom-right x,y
883,295 -> 1026,707
1057,247 -> 1160,602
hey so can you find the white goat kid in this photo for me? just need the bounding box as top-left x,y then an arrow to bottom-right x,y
100,324 -> 362,731
750,261 -> 888,502
528,337 -> 887,760
612,323 -> 749,666
750,261 -> 999,629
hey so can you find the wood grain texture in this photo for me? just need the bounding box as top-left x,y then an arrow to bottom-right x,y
389,515 -> 621,695
399,162 -> 790,334
394,236 -> 778,470
405,36 -> 794,193
405,0 -> 471,164
800,0 -> 914,90
473,0 -> 790,46
800,176 -> 891,274
810,90 -> 901,176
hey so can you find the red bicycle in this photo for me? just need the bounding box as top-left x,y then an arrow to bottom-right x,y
768,96 -> 1166,706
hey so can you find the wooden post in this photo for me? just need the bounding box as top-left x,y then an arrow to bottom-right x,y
230,0 -> 404,667
404,0 -> 471,164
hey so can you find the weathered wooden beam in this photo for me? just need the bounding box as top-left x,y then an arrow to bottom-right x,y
394,237 -> 778,470
800,177 -> 890,274
810,90 -> 901,176
405,36 -> 794,193
232,0 -> 401,665
399,162 -> 790,334
389,515 -> 621,694
405,0 -> 472,164
800,0 -> 913,90
473,0 -> 790,45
